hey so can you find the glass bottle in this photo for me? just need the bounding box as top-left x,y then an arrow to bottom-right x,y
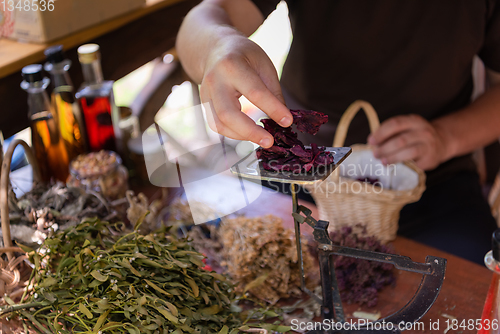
479,229 -> 500,333
75,44 -> 121,153
44,45 -> 87,159
21,64 -> 70,182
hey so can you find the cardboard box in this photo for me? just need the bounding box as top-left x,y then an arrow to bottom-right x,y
1,0 -> 146,43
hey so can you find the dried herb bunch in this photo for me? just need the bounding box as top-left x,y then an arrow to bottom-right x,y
1,217 -> 244,334
328,225 -> 396,307
220,215 -> 318,304
2,182 -> 119,248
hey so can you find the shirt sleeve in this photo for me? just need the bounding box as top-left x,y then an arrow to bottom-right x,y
250,0 -> 282,18
479,0 -> 500,72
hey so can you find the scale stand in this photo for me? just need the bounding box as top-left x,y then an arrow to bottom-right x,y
231,147 -> 446,333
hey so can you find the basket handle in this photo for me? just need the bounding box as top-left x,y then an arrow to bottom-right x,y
326,101 -> 380,181
332,100 -> 380,147
1,139 -> 41,260
328,101 -> 425,187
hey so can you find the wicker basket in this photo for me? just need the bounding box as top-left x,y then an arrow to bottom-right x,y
305,101 -> 426,243
0,139 -> 39,303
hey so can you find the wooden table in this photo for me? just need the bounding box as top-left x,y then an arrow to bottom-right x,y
0,0 -> 200,139
224,180 -> 492,334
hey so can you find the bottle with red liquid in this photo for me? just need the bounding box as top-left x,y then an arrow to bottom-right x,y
75,44 -> 121,153
479,229 -> 500,333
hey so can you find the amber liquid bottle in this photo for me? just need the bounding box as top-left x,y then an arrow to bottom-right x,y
21,64 -> 70,182
44,45 -> 87,160
75,44 -> 121,153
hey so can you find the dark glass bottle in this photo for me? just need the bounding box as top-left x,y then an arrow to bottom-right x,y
21,64 -> 69,182
75,44 -> 121,153
479,229 -> 500,333
44,45 -> 87,159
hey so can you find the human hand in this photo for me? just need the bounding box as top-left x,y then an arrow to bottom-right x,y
367,114 -> 450,171
199,34 -> 292,148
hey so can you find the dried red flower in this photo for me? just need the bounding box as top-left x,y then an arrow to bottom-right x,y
257,109 -> 334,172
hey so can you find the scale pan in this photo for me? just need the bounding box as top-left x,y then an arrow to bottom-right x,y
230,146 -> 352,185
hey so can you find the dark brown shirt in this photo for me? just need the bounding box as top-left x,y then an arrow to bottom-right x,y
250,0 -> 500,185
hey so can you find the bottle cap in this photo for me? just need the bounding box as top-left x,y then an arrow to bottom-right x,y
21,64 -> 43,83
77,44 -> 100,64
492,229 -> 500,261
44,45 -> 65,64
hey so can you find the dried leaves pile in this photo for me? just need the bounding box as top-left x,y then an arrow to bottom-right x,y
219,215 -> 318,304
1,218 -> 245,334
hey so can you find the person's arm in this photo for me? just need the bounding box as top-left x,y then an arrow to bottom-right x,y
176,0 -> 292,148
368,68 -> 500,171
433,69 -> 500,161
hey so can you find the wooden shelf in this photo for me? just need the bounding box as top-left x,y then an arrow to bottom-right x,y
0,0 -> 199,139
0,0 -> 185,78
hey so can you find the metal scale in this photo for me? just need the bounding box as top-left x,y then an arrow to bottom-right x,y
230,147 -> 447,334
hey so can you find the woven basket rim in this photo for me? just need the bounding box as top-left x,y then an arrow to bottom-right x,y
309,144 -> 426,204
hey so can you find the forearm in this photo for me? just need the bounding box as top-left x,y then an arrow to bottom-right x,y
370,71 -> 500,170
433,84 -> 500,161
176,0 -> 264,83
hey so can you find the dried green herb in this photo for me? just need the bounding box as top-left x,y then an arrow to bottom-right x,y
1,217 -> 250,333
